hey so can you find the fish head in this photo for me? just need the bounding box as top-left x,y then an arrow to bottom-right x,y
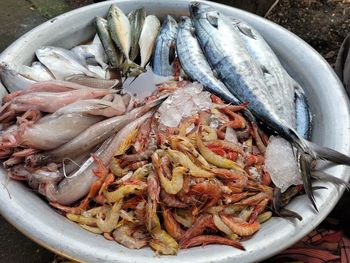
178,16 -> 192,30
189,2 -> 220,29
164,15 -> 177,28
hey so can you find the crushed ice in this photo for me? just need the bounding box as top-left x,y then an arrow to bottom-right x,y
264,136 -> 302,192
158,82 -> 212,127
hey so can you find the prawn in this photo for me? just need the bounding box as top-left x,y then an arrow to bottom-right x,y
220,215 -> 260,236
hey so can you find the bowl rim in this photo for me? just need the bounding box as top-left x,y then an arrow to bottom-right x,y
0,0 -> 349,262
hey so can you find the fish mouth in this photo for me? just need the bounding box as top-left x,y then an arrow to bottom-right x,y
189,1 -> 201,17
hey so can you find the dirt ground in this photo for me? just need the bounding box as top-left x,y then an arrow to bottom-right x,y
267,0 -> 350,66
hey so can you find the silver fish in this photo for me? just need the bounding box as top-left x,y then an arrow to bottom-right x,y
152,15 -> 178,77
176,16 -> 240,104
0,63 -> 36,92
36,46 -> 98,80
108,4 -> 138,73
128,8 -> 147,61
71,42 -> 108,69
95,17 -> 123,68
138,15 -> 161,68
231,18 -> 296,126
20,62 -> 54,81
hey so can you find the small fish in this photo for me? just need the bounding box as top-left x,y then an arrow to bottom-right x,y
71,41 -> 108,69
139,15 -> 161,69
107,4 -> 139,74
19,62 -> 54,81
152,15 -> 178,77
36,46 -> 98,80
95,17 -> 123,68
0,63 -> 36,92
128,8 -> 146,61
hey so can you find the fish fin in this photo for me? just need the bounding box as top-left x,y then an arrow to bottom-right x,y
212,69 -> 219,79
306,140 -> 350,165
279,208 -> 303,221
236,24 -> 256,39
298,152 -> 318,211
312,170 -> 350,189
168,40 -> 176,65
206,13 -> 219,28
260,65 -> 270,75
190,27 -> 196,37
272,187 -> 282,215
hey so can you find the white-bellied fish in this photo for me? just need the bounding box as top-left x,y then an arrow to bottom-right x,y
36,46 -> 98,80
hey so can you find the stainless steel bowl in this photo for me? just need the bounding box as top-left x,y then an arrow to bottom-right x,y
0,1 -> 349,262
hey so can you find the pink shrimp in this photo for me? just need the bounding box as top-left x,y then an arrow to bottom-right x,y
179,214 -> 216,245
220,215 -> 260,236
179,235 -> 245,250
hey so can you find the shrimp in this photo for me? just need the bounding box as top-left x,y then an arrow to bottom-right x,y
169,135 -> 209,167
223,192 -> 251,204
248,198 -> 269,224
149,228 -> 178,255
147,170 -> 160,203
179,235 -> 245,250
190,181 -> 221,211
204,140 -> 245,156
245,154 -> 264,168
165,148 -> 214,178
210,168 -> 247,185
159,166 -> 187,195
160,190 -> 188,208
96,200 -> 122,233
162,206 -> 185,241
110,158 -> 128,177
179,214 -> 216,244
220,215 -> 260,236
66,213 -> 97,226
238,192 -> 270,206
104,180 -> 147,203
113,224 -> 148,249
196,132 -> 243,171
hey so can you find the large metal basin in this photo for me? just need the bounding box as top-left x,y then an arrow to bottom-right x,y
0,1 -> 349,262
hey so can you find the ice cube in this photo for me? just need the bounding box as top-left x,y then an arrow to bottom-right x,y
264,136 -> 302,192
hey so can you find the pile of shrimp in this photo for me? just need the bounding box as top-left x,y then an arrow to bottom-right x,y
60,90 -> 276,255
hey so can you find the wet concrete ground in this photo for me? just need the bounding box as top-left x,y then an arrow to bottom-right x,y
0,0 -> 348,262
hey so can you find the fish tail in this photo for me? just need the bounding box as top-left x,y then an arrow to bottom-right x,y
289,123 -> 350,166
120,59 -> 144,75
312,170 -> 350,189
306,140 -> 350,165
297,151 -> 318,212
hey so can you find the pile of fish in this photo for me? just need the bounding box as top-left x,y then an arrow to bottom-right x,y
0,1 -> 349,255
